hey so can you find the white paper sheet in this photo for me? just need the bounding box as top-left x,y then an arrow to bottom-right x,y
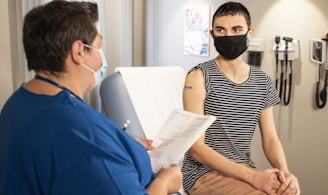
149,109 -> 216,173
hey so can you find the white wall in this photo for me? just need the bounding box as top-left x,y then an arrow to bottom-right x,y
0,0 -> 13,110
146,0 -> 328,194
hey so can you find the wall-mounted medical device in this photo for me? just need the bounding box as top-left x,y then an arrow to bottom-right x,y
247,37 -> 265,67
272,36 -> 300,106
311,36 -> 328,109
311,39 -> 326,64
273,36 -> 300,61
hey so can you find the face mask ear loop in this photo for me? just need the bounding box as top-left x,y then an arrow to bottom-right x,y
81,44 -> 101,74
80,63 -> 96,74
246,28 -> 251,46
83,44 -> 101,56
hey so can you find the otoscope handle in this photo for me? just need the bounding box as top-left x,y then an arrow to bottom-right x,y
283,37 -> 293,65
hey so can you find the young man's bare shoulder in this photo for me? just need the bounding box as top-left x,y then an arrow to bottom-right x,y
185,68 -> 205,90
187,68 -> 203,80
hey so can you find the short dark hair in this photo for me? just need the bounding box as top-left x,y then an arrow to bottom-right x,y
76,1 -> 99,23
212,1 -> 251,28
23,0 -> 98,74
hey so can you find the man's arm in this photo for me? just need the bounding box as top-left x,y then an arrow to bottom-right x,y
258,107 -> 289,172
258,107 -> 300,195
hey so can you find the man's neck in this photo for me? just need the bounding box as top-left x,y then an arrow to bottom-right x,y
214,56 -> 250,84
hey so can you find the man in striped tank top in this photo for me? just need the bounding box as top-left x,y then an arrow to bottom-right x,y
181,2 -> 300,195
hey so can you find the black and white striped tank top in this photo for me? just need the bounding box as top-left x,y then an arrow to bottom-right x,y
182,60 -> 280,191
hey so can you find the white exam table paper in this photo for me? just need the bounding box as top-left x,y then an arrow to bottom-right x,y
115,67 -> 186,140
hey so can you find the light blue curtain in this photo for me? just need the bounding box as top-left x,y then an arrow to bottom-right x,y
12,0 -> 51,91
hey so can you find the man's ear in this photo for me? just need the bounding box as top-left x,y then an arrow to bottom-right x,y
71,40 -> 85,65
248,27 -> 255,39
210,29 -> 215,38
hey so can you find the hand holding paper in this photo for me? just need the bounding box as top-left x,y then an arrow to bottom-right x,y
149,109 -> 216,173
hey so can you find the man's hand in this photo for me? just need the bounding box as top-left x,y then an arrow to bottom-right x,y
276,171 -> 300,195
251,168 -> 282,195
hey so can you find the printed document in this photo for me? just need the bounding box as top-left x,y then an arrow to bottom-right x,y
149,109 -> 216,173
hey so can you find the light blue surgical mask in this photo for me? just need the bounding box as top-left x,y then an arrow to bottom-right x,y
95,48 -> 108,86
81,44 -> 108,87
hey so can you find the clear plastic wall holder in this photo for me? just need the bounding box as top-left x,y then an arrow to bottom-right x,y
311,39 -> 326,64
272,39 -> 300,61
247,37 -> 265,67
248,37 -> 265,52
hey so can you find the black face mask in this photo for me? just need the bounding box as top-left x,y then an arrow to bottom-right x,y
213,30 -> 249,60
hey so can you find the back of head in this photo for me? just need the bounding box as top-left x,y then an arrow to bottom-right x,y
212,1 -> 251,28
73,1 -> 99,23
23,0 -> 98,74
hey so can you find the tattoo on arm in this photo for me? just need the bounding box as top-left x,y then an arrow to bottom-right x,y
184,85 -> 192,90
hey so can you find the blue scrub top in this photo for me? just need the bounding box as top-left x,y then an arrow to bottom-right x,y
0,87 -> 154,195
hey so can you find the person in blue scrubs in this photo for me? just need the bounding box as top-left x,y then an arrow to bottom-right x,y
0,1 -> 182,195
